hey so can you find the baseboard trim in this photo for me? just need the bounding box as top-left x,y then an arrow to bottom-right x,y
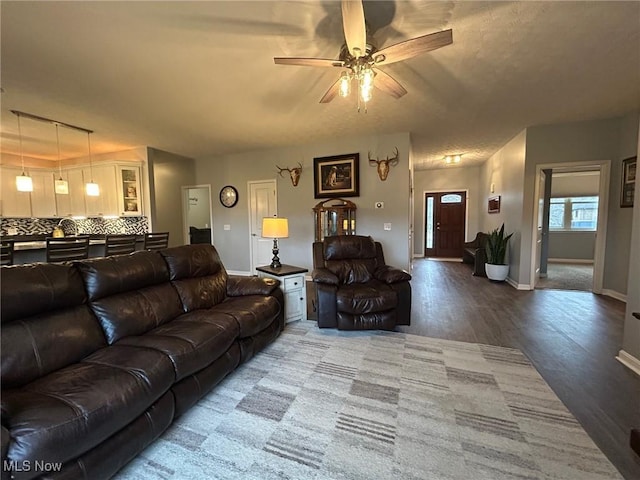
506,277 -> 532,290
602,289 -> 627,303
616,350 -> 640,377
413,253 -> 424,258
227,270 -> 251,276
548,258 -> 594,264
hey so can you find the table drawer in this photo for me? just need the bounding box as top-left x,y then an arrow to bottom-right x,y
284,275 -> 304,291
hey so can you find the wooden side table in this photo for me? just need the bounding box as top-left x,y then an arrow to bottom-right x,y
256,264 -> 308,323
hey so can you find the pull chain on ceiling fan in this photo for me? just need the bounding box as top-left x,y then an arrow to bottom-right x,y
274,0 -> 453,111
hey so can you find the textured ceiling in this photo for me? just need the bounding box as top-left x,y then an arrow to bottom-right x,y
1,1 -> 638,170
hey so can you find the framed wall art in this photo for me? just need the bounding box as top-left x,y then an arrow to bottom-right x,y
488,195 -> 501,214
313,153 -> 360,198
621,156 -> 636,208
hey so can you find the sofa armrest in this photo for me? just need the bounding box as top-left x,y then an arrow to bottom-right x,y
374,265 -> 411,284
312,268 -> 339,285
226,275 -> 280,297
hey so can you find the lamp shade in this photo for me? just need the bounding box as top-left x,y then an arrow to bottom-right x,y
262,217 -> 288,238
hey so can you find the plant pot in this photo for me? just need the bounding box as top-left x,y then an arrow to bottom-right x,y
485,263 -> 509,282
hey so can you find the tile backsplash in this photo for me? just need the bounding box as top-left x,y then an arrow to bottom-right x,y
1,216 -> 149,236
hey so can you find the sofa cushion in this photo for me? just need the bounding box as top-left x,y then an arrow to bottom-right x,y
212,295 -> 281,338
336,280 -> 397,314
116,311 -> 239,380
76,251 -> 170,301
0,263 -> 106,389
161,245 -> 228,311
2,345 -> 174,472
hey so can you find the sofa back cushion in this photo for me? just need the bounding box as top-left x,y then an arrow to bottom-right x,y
76,251 -> 183,344
160,244 -> 228,311
0,263 -> 106,389
323,236 -> 378,285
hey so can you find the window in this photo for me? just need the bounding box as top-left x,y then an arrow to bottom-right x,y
441,194 -> 463,203
549,196 -> 598,231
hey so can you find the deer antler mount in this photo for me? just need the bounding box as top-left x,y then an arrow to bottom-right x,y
276,162 -> 303,187
369,147 -> 399,181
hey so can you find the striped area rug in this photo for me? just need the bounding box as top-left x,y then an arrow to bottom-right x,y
115,321 -> 622,480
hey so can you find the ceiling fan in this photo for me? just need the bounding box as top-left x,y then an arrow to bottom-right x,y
274,0 -> 453,107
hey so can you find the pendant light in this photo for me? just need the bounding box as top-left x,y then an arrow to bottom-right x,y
14,112 -> 33,192
85,132 -> 99,196
53,124 -> 69,195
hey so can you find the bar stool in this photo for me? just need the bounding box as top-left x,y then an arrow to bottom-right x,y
1,239 -> 15,266
104,234 -> 137,256
46,236 -> 90,263
143,232 -> 169,251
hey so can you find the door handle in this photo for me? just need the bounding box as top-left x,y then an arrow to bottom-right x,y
251,233 -> 257,237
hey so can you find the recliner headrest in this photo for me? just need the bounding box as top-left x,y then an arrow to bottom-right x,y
324,235 -> 376,261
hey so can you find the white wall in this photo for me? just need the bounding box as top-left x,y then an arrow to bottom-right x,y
195,132 -> 411,273
412,165 -> 481,255
622,121 -> 640,363
147,148 -> 196,247
523,113 -> 639,294
479,129 -> 527,285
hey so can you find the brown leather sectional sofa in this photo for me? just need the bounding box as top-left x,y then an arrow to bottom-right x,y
0,244 -> 284,480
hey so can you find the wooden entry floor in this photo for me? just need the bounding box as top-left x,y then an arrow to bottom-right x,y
399,258 -> 640,479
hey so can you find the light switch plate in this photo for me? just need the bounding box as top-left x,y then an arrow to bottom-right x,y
384,223 -> 392,231
223,224 -> 231,231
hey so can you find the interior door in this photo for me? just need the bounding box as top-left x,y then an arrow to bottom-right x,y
534,170 -> 546,286
249,180 -> 277,274
424,191 -> 466,257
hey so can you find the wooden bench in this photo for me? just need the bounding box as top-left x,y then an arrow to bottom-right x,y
462,232 -> 488,276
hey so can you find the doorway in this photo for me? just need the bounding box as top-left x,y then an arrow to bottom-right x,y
424,191 -> 467,258
531,162 -> 609,293
248,179 -> 277,274
181,185 -> 213,245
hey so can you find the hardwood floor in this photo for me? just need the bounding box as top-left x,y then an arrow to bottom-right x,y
399,258 -> 640,479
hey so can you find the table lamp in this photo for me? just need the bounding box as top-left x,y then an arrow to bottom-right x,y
262,217 -> 288,268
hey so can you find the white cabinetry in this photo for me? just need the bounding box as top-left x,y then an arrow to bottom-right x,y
55,168 -> 86,217
30,170 -> 57,217
84,164 -> 118,216
0,166 -> 31,217
256,265 -> 308,323
117,166 -> 143,216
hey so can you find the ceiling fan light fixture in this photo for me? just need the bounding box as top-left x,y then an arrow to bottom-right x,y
339,72 -> 351,98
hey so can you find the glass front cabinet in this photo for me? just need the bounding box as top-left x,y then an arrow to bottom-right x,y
313,198 -> 357,241
117,165 -> 143,216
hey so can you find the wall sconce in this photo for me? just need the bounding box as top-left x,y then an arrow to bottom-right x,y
262,217 -> 289,268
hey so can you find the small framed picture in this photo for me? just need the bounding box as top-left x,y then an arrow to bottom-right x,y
313,153 -> 359,198
488,195 -> 501,214
621,156 -> 636,208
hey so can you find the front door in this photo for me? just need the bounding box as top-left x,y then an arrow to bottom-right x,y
424,191 -> 466,257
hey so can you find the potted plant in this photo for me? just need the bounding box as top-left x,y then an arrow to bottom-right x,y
485,223 -> 513,281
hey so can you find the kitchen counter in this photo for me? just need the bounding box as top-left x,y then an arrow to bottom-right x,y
3,235 -> 145,264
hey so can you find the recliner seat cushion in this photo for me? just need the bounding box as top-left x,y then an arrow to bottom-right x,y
2,345 -> 174,475
116,311 -> 239,380
212,295 -> 281,338
335,280 -> 397,314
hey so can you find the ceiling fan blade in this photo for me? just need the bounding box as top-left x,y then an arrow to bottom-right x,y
319,79 -> 341,104
274,57 -> 344,68
373,69 -> 407,99
374,29 -> 453,65
341,0 -> 366,57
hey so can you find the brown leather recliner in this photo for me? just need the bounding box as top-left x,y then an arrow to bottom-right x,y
312,235 -> 411,330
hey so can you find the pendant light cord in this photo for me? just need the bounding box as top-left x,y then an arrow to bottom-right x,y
87,132 -> 94,182
17,113 -> 26,175
55,124 -> 63,179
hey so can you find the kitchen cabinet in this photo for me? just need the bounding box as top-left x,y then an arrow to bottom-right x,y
55,168 -> 86,217
117,166 -> 143,216
30,170 -> 57,217
84,165 -> 118,216
0,166 -> 32,217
